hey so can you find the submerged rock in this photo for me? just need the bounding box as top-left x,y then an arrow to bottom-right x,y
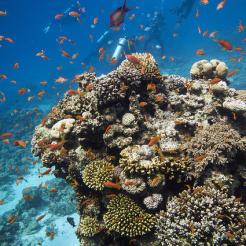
32,53 -> 246,245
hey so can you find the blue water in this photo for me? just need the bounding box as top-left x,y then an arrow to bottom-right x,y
0,0 -> 245,245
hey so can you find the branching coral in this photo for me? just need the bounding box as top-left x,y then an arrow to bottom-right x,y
186,122 -> 244,177
76,216 -> 102,237
82,160 -> 114,191
103,194 -> 155,237
156,186 -> 246,245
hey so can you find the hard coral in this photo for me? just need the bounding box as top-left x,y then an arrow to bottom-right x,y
82,160 -> 114,191
103,194 -> 155,237
77,216 -> 102,237
156,186 -> 246,245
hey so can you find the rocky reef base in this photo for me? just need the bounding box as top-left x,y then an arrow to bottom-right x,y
32,53 -> 246,246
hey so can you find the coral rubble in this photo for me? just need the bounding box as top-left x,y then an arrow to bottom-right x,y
32,54 -> 246,245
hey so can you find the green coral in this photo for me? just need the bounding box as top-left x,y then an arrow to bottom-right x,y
82,160 -> 114,190
103,194 -> 155,237
77,216 -> 102,237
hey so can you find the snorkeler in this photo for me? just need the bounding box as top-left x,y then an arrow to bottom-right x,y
43,1 -> 85,34
172,0 -> 196,27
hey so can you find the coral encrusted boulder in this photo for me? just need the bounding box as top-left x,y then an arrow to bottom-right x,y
32,53 -> 246,246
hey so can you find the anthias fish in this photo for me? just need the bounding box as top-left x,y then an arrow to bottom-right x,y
110,0 -> 131,27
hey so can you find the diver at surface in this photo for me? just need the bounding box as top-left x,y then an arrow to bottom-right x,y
43,1 -> 85,34
172,0 -> 196,27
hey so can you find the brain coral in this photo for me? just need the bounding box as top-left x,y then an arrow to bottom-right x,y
103,194 -> 155,237
82,160 -> 114,190
156,186 -> 246,245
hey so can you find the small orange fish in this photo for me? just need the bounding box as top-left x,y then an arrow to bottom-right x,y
89,66 -> 95,73
49,188 -> 58,193
5,37 -> 14,43
61,49 -> 71,58
196,49 -> 205,56
93,16 -> 99,25
72,52 -> 79,59
215,39 -> 232,50
13,140 -> 27,148
238,20 -> 245,32
55,77 -> 68,83
196,8 -> 199,18
200,0 -> 209,5
198,26 -> 202,34
13,63 -> 19,69
138,35 -> 145,40
125,54 -> 140,64
104,181 -> 121,190
148,135 -> 161,146
56,66 -> 63,70
7,215 -> 17,224
47,140 -> 66,150
18,88 -> 26,95
36,214 -> 46,222
209,77 -> 221,85
139,101 -> 147,107
234,47 -> 243,51
209,31 -> 217,38
227,69 -> 238,78
40,81 -> 48,85
37,90 -> 45,97
147,83 -> 156,91
69,11 -> 80,17
202,30 -> 208,36
40,168 -> 52,176
0,10 -> 7,16
0,132 -> 13,139
0,74 -> 7,79
216,0 -> 226,10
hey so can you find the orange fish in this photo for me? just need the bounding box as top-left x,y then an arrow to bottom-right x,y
216,0 -> 226,10
0,74 -> 7,79
18,88 -> 26,95
104,181 -> 121,190
209,77 -> 221,85
0,199 -> 4,205
196,49 -> 205,56
49,188 -> 58,193
89,66 -> 95,72
148,135 -> 161,146
55,77 -> 68,83
5,37 -> 14,43
125,54 -> 140,64
37,90 -> 45,97
147,83 -> 156,91
40,81 -> 48,85
215,39 -> 232,50
138,35 -> 145,40
202,30 -> 208,36
198,26 -> 202,34
238,20 -> 245,32
69,11 -> 80,17
200,0 -> 209,5
13,140 -> 27,148
0,132 -> 13,139
93,17 -> 99,25
234,47 -> 243,51
36,50 -> 45,57
139,101 -> 147,107
196,8 -> 199,18
0,10 -> 7,16
7,215 -> 17,224
71,52 -> 79,59
227,69 -> 238,78
47,140 -> 66,150
40,168 -> 52,176
36,214 -> 46,222
209,31 -> 217,38
56,66 -> 63,70
13,63 -> 19,69
54,13 -> 64,21
61,49 -> 71,58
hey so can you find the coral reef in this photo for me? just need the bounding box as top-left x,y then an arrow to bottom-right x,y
156,186 -> 246,245
32,53 -> 246,245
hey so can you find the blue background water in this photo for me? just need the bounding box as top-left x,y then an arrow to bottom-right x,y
0,0 -> 245,245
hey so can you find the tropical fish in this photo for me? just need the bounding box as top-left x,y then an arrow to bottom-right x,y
196,8 -> 199,18
196,49 -> 205,56
215,39 -> 233,50
7,215 -> 17,224
125,54 -> 140,64
39,168 -> 52,176
55,76 -> 68,83
93,16 -> 99,25
0,10 -> 7,16
67,217 -> 76,227
147,83 -> 156,91
110,0 -> 131,27
69,11 -> 80,18
13,63 -> 19,69
49,188 -> 58,193
216,0 -> 226,10
200,0 -> 209,5
54,13 -> 64,21
0,199 -> 4,205
36,214 -> 46,222
18,88 -> 26,95
209,31 -> 217,38
148,135 -> 161,146
104,181 -> 121,190
238,20 -> 245,32
61,49 -> 71,58
0,74 -> 7,79
0,132 -> 13,139
227,69 -> 238,78
5,37 -> 14,43
13,140 -> 27,148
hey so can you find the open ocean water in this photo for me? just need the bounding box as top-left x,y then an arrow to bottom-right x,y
0,0 -> 245,246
